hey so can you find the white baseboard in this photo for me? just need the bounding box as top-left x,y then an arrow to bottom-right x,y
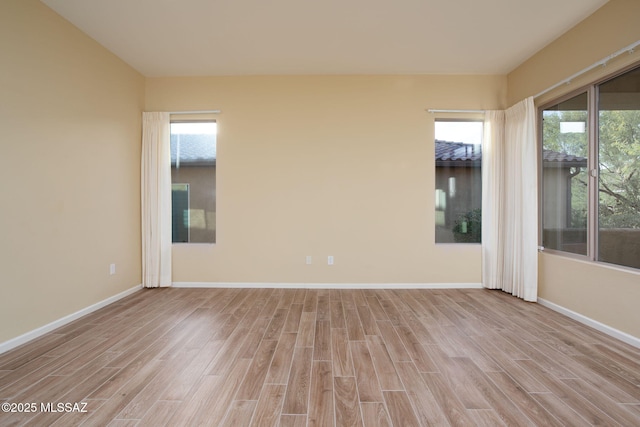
172,282 -> 483,289
538,298 -> 640,349
0,284 -> 143,355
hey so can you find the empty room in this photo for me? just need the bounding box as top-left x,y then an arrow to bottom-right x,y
1,0 -> 640,425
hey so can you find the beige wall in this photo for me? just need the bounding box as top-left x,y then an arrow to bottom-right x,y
508,0 -> 640,106
0,0 -> 144,343
508,0 -> 640,338
146,75 -> 506,284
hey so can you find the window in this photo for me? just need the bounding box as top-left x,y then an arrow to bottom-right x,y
170,121 -> 217,243
435,120 -> 483,243
541,65 -> 640,270
541,92 -> 589,255
598,67 -> 640,268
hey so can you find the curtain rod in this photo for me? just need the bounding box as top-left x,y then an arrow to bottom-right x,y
426,109 -> 485,114
169,110 -> 221,115
534,39 -> 640,99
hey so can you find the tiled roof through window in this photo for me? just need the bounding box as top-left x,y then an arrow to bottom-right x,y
541,149 -> 586,164
435,140 -> 587,166
170,134 -> 216,166
435,140 -> 481,162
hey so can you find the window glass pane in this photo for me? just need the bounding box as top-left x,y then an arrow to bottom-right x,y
542,93 -> 588,255
435,121 -> 482,243
170,121 -> 217,243
598,68 -> 640,269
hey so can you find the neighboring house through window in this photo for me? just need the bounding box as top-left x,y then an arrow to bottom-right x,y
435,120 -> 483,243
434,118 -> 591,248
170,120 -> 217,243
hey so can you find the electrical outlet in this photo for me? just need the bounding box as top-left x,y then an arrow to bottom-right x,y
306,256 -> 312,265
109,263 -> 116,275
328,256 -> 334,265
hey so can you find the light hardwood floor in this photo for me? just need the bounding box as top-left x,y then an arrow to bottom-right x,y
0,288 -> 639,426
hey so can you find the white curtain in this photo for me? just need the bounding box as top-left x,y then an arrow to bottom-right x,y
141,112 -> 172,288
482,110 -> 506,294
482,97 -> 538,301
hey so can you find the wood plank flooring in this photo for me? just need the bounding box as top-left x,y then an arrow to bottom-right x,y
1,288 -> 639,426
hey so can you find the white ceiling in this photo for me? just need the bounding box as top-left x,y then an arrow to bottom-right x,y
41,0 -> 608,77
